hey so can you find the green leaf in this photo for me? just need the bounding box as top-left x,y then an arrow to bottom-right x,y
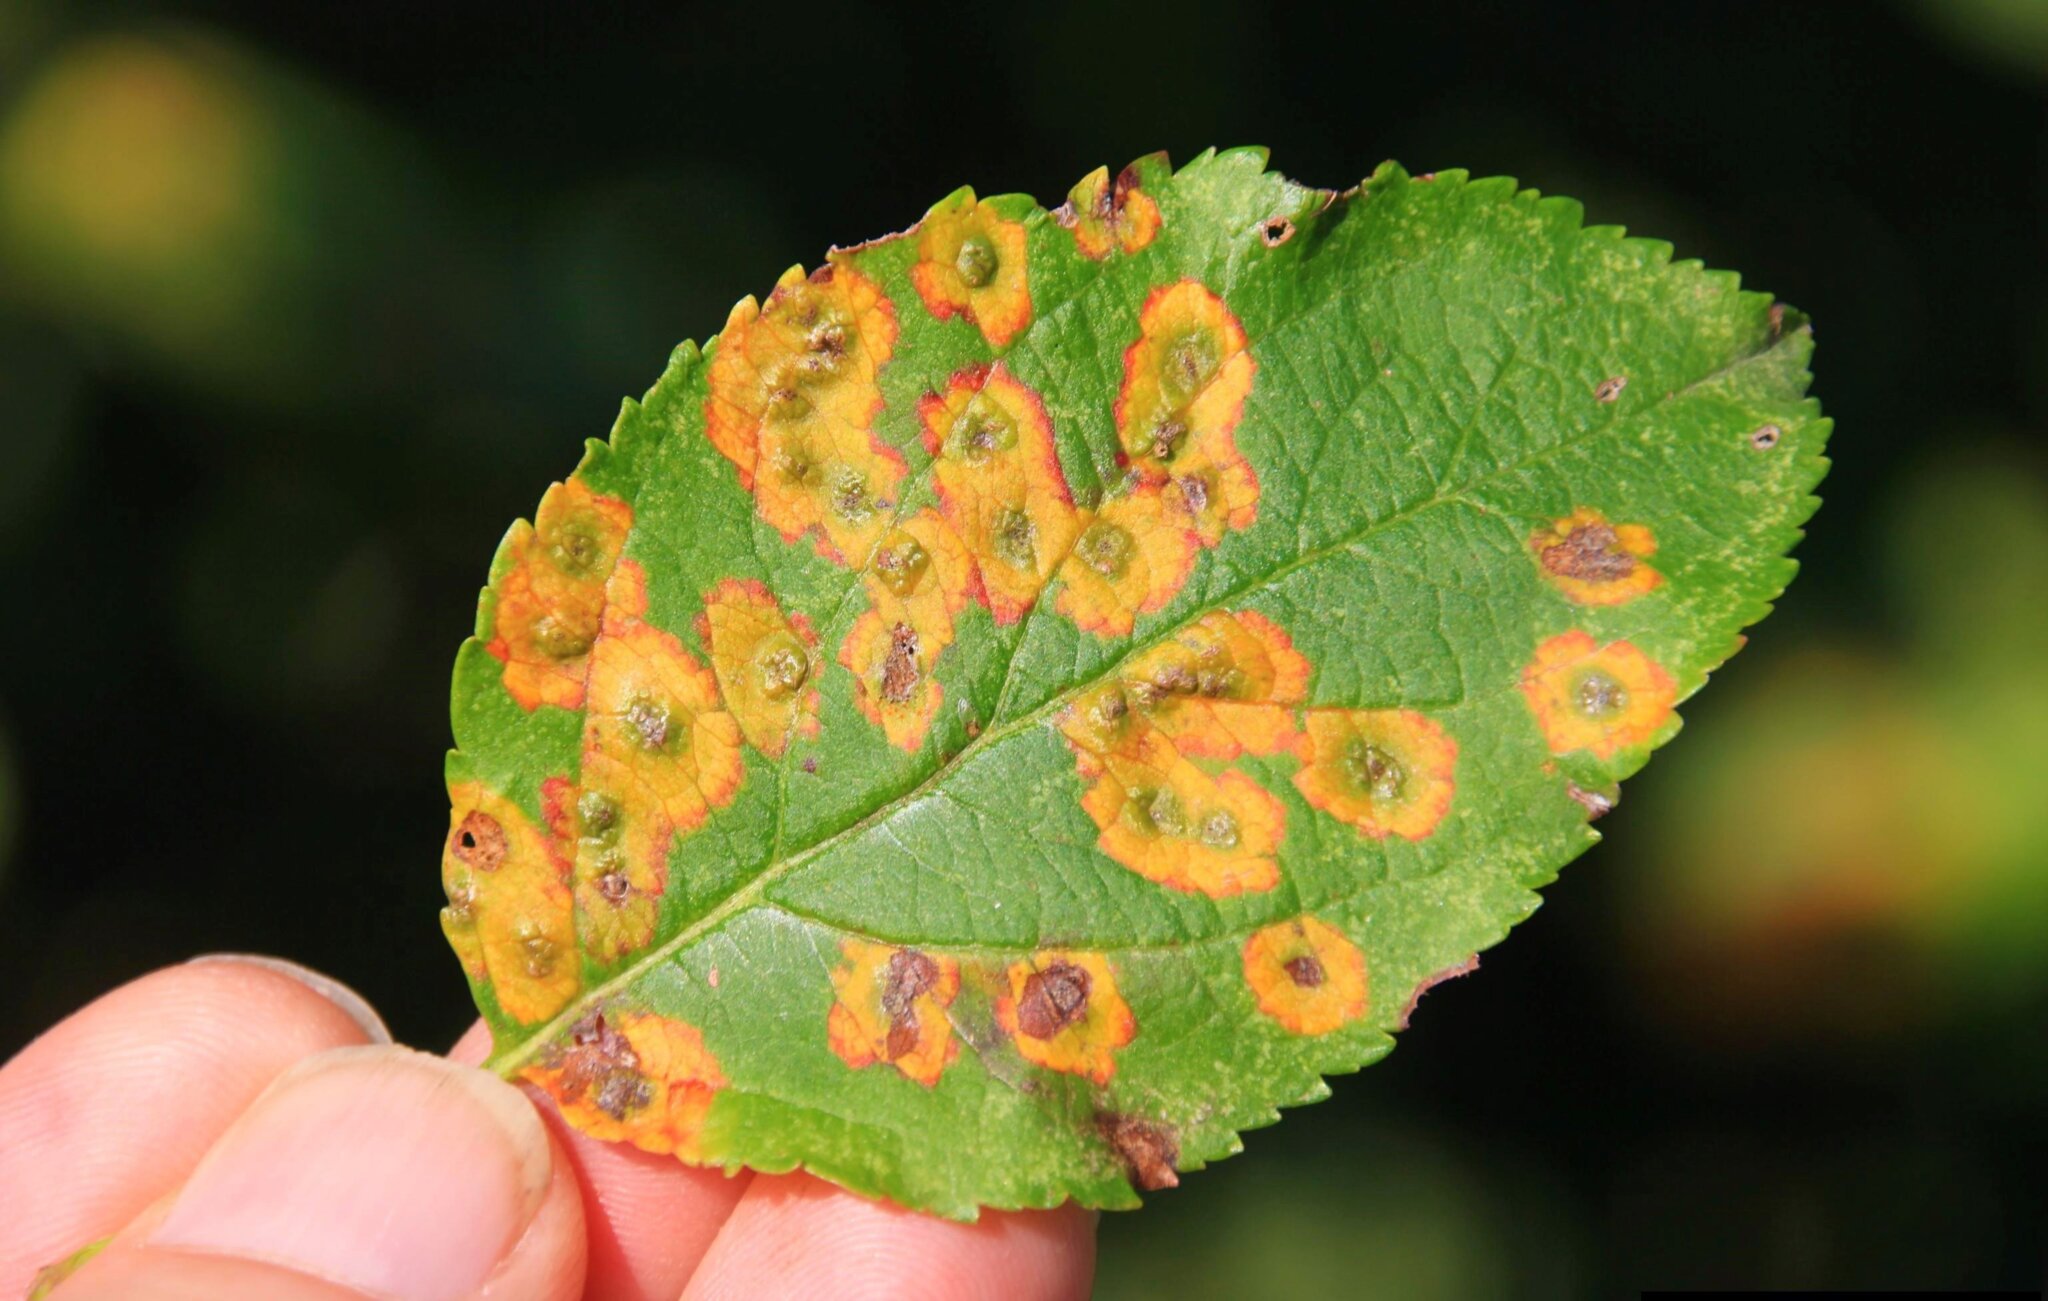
440,151 -> 1827,1218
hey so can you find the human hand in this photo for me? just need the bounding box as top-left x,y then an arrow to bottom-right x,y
0,957 -> 1097,1300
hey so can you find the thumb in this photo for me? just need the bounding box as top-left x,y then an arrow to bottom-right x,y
51,1046 -> 584,1301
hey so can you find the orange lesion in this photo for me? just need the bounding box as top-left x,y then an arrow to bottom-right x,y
439,780 -> 582,1025
1061,163 -> 1162,260
861,508 -> 979,655
1081,729 -> 1285,896
1528,507 -> 1663,606
575,566 -> 745,958
919,364 -> 1080,624
993,951 -> 1136,1085
838,609 -> 944,753
1054,484 -> 1199,638
704,262 -> 906,564
1519,630 -> 1678,759
1114,280 -> 1258,541
1293,708 -> 1458,842
826,940 -> 961,1087
522,1010 -> 725,1161
698,578 -> 822,758
1121,610 -> 1308,759
909,189 -> 1033,347
1242,916 -> 1369,1036
484,478 -> 635,712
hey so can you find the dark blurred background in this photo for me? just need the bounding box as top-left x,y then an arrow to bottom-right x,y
2,1 -> 2045,1293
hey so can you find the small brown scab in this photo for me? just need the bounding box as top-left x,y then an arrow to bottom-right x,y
1750,424 -> 1782,450
880,948 -> 941,1059
1259,216 -> 1295,247
596,871 -> 631,905
1768,302 -> 1786,339
802,756 -> 819,774
551,1012 -> 654,1122
1283,954 -> 1327,988
1097,1113 -> 1180,1191
1566,781 -> 1616,820
1016,960 -> 1092,1039
1540,522 -> 1637,583
880,622 -> 921,705
451,810 -> 509,872
1594,376 -> 1628,403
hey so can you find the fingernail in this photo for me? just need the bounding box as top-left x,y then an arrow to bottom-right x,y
186,953 -> 393,1045
151,1046 -> 551,1301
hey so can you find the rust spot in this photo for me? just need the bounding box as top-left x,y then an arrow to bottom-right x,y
1259,216 -> 1295,247
1540,522 -> 1636,582
1283,954 -> 1327,988
551,1012 -> 654,1122
451,810 -> 508,872
1397,955 -> 1479,1030
1750,424 -> 1782,450
1768,302 -> 1786,339
802,755 -> 819,774
880,948 -> 941,1059
1098,1113 -> 1180,1190
1566,781 -> 1616,820
880,621 -> 921,704
1594,376 -> 1628,403
1016,960 -> 1092,1039
596,870 -> 631,904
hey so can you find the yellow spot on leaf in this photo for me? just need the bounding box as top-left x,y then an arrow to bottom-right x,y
704,263 -> 905,564
1115,280 -> 1258,537
1061,164 -> 1162,260
698,577 -> 822,758
440,780 -> 581,1025
1122,610 -> 1308,759
1293,707 -> 1458,841
1054,484 -> 1199,638
484,478 -> 634,712
909,189 -> 1032,347
919,364 -> 1080,624
522,1010 -> 725,1161
1081,729 -> 1285,896
1519,630 -> 1677,759
1528,506 -> 1663,605
993,951 -> 1136,1085
1242,916 -> 1369,1035
826,940 -> 961,1087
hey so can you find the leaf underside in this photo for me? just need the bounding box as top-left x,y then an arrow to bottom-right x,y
440,150 -> 1828,1218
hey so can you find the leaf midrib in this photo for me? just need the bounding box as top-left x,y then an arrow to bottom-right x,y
487,324 -> 1797,1076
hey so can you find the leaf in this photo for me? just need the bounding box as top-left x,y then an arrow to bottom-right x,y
440,151 -> 1828,1218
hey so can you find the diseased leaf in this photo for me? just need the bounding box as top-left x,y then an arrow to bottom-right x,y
440,151 -> 1829,1218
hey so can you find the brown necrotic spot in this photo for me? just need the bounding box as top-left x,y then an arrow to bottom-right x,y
1541,522 -> 1637,582
1016,960 -> 1092,1039
1149,418 -> 1188,462
452,810 -> 508,871
1259,216 -> 1295,247
1594,375 -> 1628,403
880,947 -> 940,1059
1160,330 -> 1220,404
556,1013 -> 654,1121
1750,423 -> 1782,450
1174,472 -> 1209,515
1283,953 -> 1327,988
1097,1114 -> 1180,1191
880,622 -> 921,704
